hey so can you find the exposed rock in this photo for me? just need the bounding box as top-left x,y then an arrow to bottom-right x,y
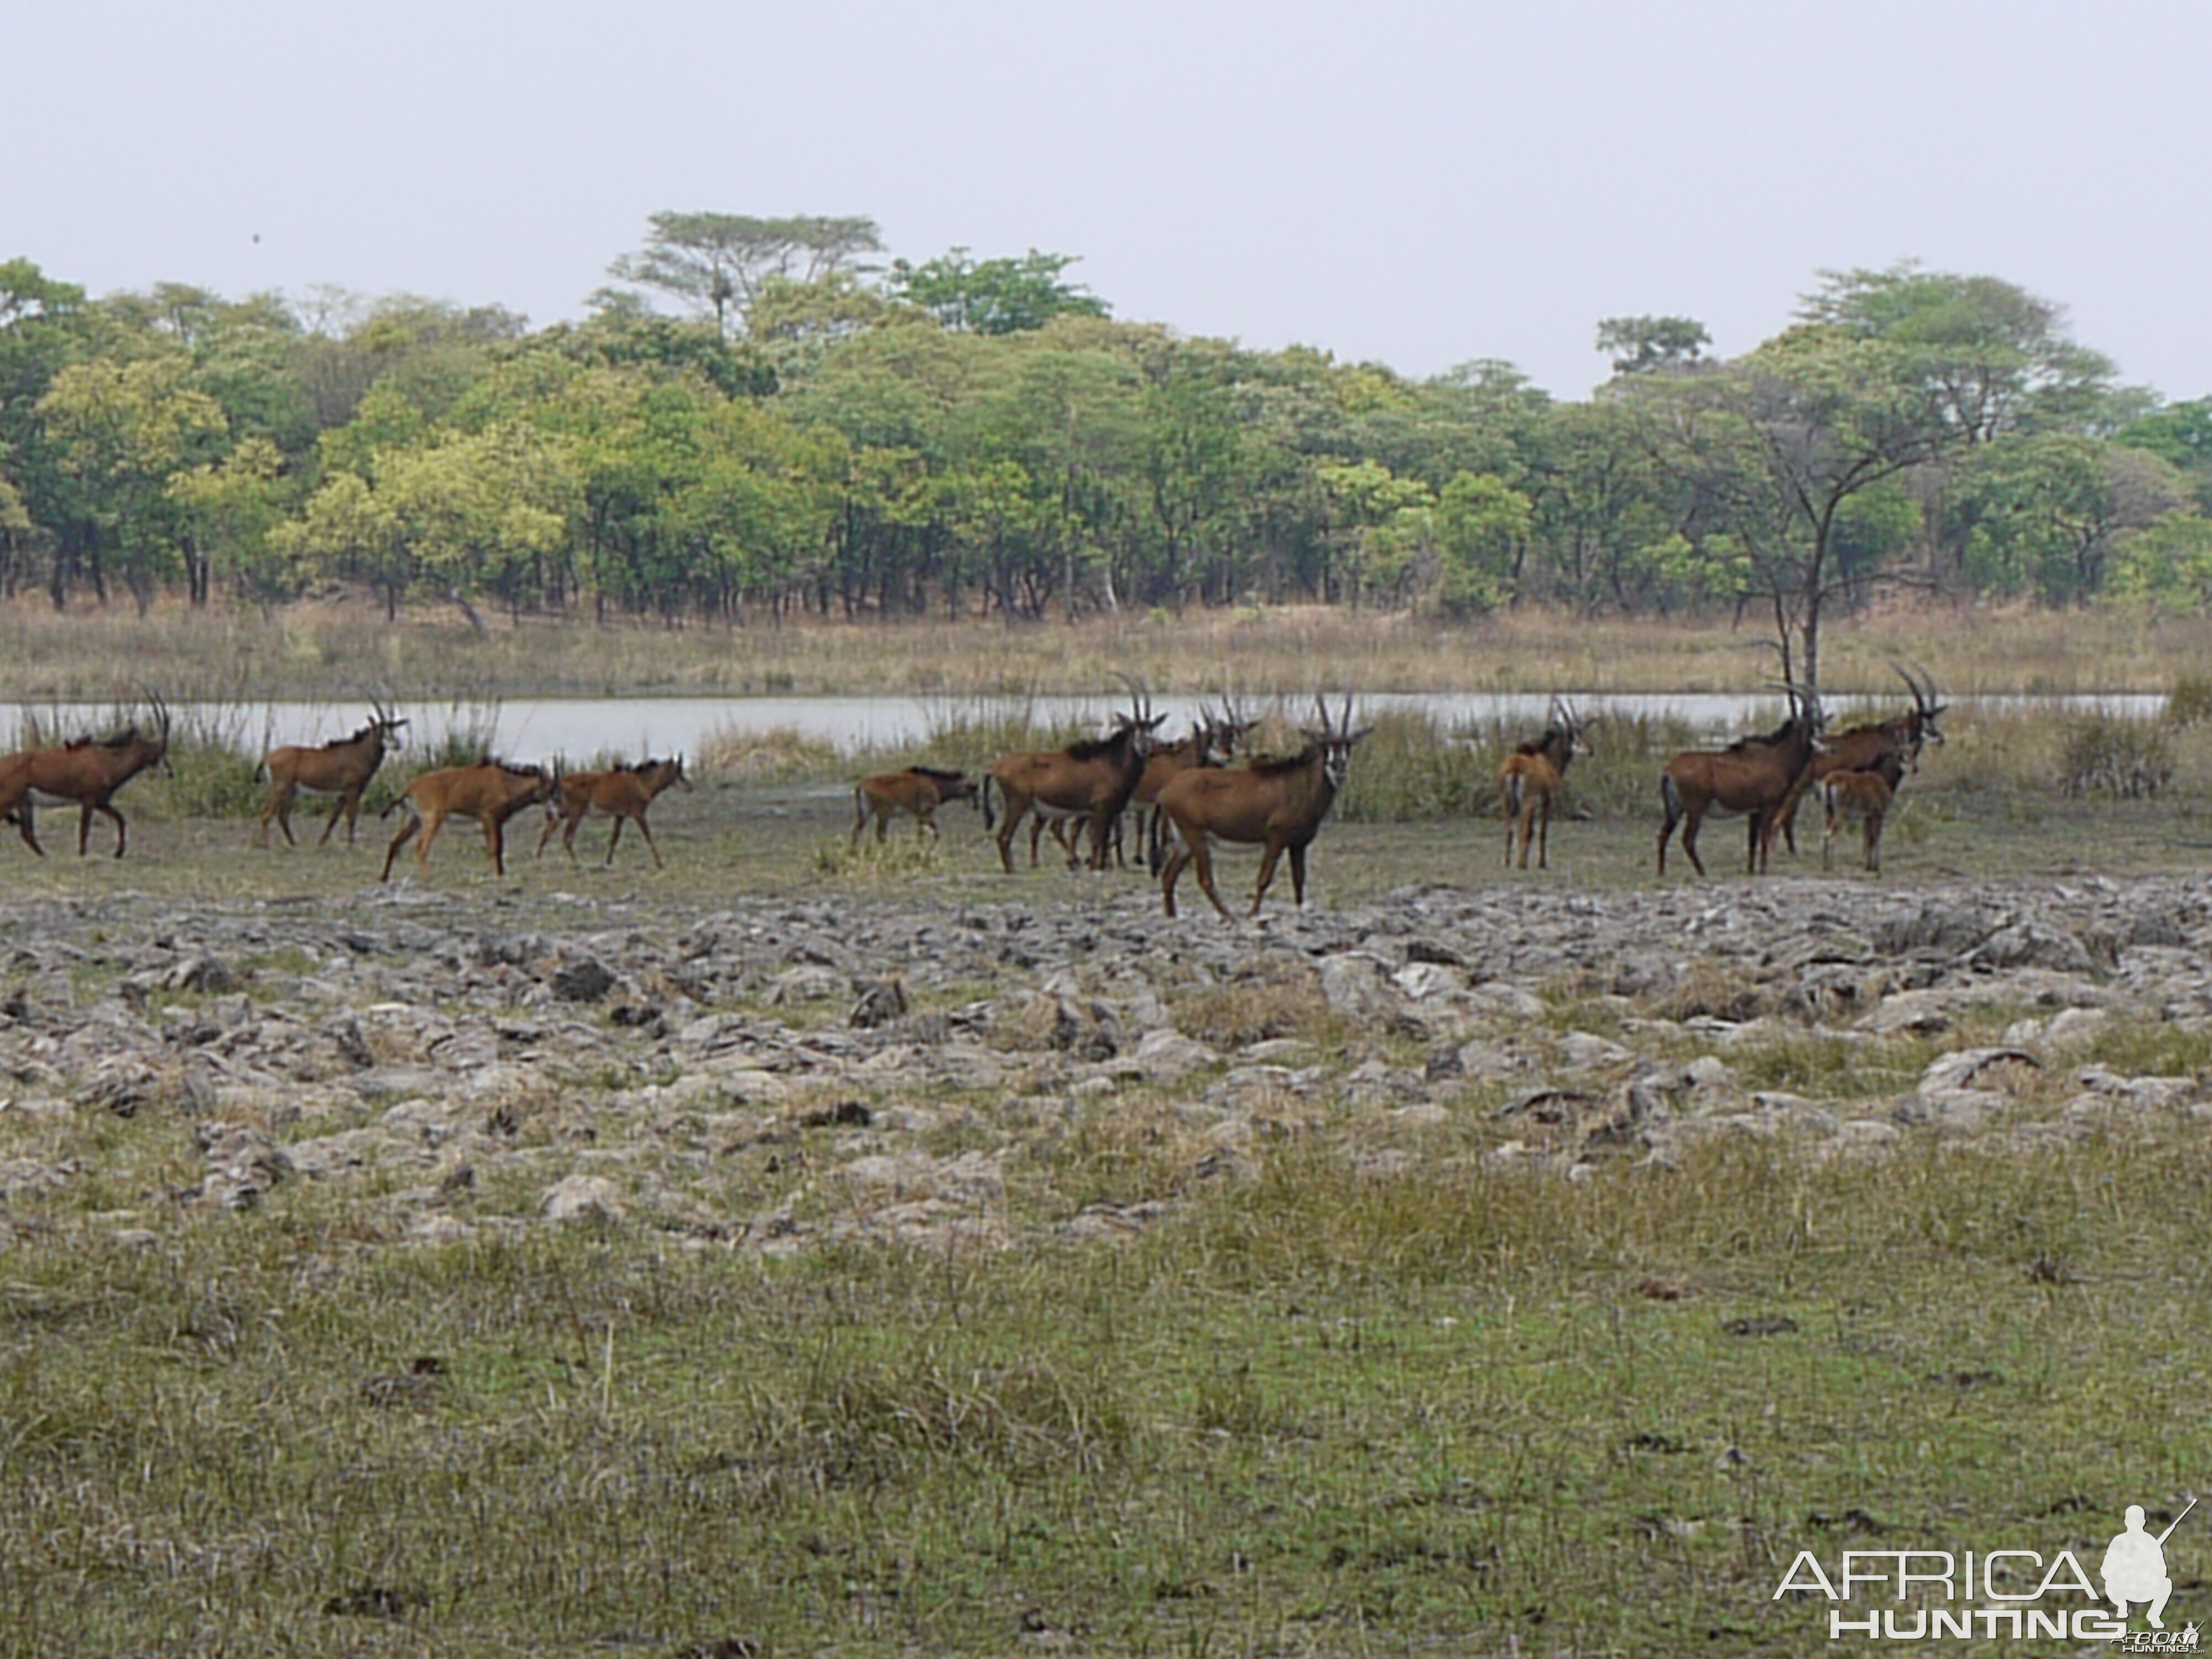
550,958 -> 616,1003
542,1174 -> 624,1223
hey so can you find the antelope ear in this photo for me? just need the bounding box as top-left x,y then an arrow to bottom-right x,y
1344,726 -> 1376,745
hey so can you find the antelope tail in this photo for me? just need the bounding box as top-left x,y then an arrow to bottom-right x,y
1504,775 -> 1525,820
253,760 -> 269,785
1659,772 -> 1684,830
982,775 -> 997,832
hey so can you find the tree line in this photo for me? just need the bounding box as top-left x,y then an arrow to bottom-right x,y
3,215 -> 2210,677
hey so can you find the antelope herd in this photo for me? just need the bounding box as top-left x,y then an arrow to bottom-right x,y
0,664 -> 1961,911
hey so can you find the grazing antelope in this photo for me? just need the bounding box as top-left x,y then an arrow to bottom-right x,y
852,765 -> 979,845
1776,663 -> 1945,856
379,758 -> 561,880
985,680 -> 1164,874
1656,684 -> 1827,878
1157,695 -> 1372,920
1499,697 -> 1594,870
536,755 -> 691,869
1820,752 -> 1905,873
253,701 -> 410,849
0,693 -> 172,858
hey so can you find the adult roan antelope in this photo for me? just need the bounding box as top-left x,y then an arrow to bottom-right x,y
1499,697 -> 1594,870
852,765 -> 979,845
1656,684 -> 1827,878
0,693 -> 172,858
253,701 -> 410,848
984,679 -> 1164,874
1774,662 -> 1944,857
1820,750 -> 1907,873
379,758 -> 561,880
1157,695 -> 1371,920
536,755 -> 692,869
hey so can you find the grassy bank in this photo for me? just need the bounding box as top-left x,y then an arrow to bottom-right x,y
3,1058 -> 2206,1655
9,594 -> 2212,701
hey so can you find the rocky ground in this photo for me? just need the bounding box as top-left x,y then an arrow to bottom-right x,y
6,873 -> 2210,1256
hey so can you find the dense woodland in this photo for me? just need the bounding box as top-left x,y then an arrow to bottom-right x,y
4,212 -> 2211,682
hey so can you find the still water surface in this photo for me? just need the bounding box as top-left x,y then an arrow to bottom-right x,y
6,691 -> 2168,759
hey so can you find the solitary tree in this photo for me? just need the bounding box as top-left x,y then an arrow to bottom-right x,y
607,213 -> 883,339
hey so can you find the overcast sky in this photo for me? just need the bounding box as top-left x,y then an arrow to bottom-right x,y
11,1 -> 2209,400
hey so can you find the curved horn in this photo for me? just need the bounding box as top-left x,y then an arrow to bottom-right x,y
1910,659 -> 1947,712
1890,661 -> 1928,715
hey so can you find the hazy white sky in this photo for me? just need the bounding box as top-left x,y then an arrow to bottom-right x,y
11,0 -> 2210,399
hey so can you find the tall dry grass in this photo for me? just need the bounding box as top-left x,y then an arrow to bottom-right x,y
10,592 -> 2212,700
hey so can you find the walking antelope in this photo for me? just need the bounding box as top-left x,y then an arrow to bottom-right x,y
1499,697 -> 1594,870
1820,749 -> 1907,872
1656,684 -> 1827,877
1157,695 -> 1371,920
0,693 -> 172,858
536,755 -> 691,869
379,758 -> 561,880
253,702 -> 409,848
984,680 -> 1164,874
1775,663 -> 1944,856
852,765 -> 979,845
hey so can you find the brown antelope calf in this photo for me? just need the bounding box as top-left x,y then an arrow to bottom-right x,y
0,694 -> 172,858
1499,697 -> 1594,870
253,702 -> 409,848
1776,664 -> 1944,855
851,765 -> 978,845
379,759 -> 561,880
536,755 -> 691,869
1656,685 -> 1827,877
985,681 -> 1163,873
1820,749 -> 1907,872
1157,695 -> 1371,920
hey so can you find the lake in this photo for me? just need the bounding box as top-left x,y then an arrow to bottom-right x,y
2,691 -> 2169,760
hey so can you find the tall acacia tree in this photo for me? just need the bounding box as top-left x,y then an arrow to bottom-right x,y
607,213 -> 883,340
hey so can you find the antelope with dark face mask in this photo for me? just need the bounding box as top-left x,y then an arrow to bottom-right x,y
379,758 -> 562,880
1656,684 -> 1828,877
253,701 -> 409,849
984,679 -> 1164,873
1775,662 -> 1945,857
1157,695 -> 1371,920
1499,697 -> 1594,870
0,692 -> 172,858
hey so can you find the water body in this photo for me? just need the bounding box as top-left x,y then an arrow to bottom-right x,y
3,691 -> 2169,761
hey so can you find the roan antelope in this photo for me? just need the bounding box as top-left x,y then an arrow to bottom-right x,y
0,693 -> 172,858
253,701 -> 410,848
379,758 -> 561,880
1656,684 -> 1827,878
984,680 -> 1164,874
537,755 -> 692,869
1499,697 -> 1594,870
852,765 -> 979,845
1157,695 -> 1372,920
1776,662 -> 1944,857
1819,749 -> 1907,873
